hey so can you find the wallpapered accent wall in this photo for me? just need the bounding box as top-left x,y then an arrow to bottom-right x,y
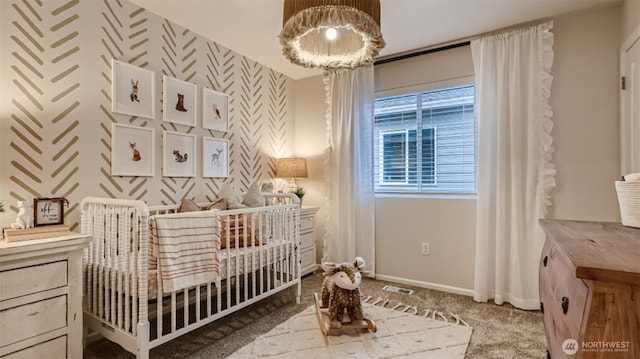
0,0 -> 295,229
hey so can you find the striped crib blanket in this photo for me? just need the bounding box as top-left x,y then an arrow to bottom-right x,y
150,210 -> 221,293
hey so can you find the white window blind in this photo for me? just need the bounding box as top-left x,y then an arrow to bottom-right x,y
374,85 -> 476,195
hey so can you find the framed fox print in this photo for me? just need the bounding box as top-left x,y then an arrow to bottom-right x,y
111,124 -> 155,176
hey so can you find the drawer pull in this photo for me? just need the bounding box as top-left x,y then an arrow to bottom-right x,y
543,256 -> 548,267
540,302 -> 544,313
27,311 -> 39,317
561,297 -> 569,314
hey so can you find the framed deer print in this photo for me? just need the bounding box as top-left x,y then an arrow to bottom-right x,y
111,124 -> 155,176
111,59 -> 156,119
163,76 -> 197,127
202,137 -> 229,178
202,88 -> 229,132
163,131 -> 196,177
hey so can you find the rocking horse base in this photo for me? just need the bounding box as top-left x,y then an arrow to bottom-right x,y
313,292 -> 377,336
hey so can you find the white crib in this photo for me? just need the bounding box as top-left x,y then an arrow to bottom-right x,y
80,194 -> 301,359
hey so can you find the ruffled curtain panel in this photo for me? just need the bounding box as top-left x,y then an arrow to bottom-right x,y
323,65 -> 376,274
472,22 -> 556,310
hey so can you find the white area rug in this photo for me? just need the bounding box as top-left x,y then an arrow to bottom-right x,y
228,303 -> 473,358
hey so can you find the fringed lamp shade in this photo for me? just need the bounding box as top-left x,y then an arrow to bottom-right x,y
280,0 -> 385,69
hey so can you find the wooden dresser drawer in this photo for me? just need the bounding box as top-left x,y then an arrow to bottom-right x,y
0,295 -> 67,348
540,239 -> 588,347
0,261 -> 67,301
3,336 -> 66,359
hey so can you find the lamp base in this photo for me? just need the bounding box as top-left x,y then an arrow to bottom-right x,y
287,178 -> 297,192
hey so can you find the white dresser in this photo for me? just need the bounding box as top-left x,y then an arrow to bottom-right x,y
0,233 -> 90,358
300,207 -> 319,276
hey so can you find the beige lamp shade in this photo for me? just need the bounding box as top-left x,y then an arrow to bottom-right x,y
276,158 -> 308,179
280,0 -> 385,69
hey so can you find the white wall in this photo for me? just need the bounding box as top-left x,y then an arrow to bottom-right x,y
373,45 -> 477,292
293,3 -> 625,293
621,0 -> 639,41
550,4 -> 623,222
292,75 -> 327,263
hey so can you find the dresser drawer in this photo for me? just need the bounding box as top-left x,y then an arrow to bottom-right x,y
300,248 -> 315,269
300,231 -> 315,250
300,216 -> 314,232
3,336 -> 66,359
0,296 -> 67,348
539,240 -> 588,346
0,261 -> 67,301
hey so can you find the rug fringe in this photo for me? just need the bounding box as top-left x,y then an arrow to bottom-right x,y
361,296 -> 469,326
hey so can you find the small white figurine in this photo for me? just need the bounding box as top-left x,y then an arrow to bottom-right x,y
11,200 -> 34,229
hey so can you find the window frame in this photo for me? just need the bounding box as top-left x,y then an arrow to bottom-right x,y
374,76 -> 476,198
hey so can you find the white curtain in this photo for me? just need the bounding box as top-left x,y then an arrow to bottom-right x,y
323,65 -> 376,274
472,22 -> 556,310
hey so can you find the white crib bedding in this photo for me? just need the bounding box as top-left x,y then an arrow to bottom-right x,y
101,239 -> 295,300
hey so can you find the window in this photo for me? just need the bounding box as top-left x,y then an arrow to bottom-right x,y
374,85 -> 476,195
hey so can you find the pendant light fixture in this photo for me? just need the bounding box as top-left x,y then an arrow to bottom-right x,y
280,0 -> 385,69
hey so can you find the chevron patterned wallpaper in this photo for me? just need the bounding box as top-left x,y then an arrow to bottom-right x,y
0,0 -> 295,229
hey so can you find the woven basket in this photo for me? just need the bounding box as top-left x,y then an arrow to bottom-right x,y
615,181 -> 640,228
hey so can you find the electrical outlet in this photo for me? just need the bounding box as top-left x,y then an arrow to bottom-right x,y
421,242 -> 430,256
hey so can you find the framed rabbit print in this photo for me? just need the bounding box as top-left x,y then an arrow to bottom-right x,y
112,59 -> 156,119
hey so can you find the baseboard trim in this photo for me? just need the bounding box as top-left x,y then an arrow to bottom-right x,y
374,274 -> 474,297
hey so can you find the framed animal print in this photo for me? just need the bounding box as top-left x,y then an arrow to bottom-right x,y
202,87 -> 229,132
163,75 -> 197,127
202,137 -> 229,178
111,59 -> 156,119
111,124 -> 155,177
163,131 -> 196,177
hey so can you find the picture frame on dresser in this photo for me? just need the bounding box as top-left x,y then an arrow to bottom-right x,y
202,137 -> 229,177
33,197 -> 67,226
111,124 -> 155,177
163,131 -> 196,177
163,75 -> 197,127
202,87 -> 229,132
111,59 -> 156,119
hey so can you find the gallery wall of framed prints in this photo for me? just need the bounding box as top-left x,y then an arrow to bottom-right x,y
110,59 -> 231,179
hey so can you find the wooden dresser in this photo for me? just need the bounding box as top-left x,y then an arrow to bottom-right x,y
539,220 -> 640,359
0,234 -> 91,358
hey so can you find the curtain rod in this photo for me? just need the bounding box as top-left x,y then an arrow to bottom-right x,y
374,41 -> 471,66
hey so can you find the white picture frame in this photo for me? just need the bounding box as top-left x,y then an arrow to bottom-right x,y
111,124 -> 155,176
202,87 -> 229,132
163,75 -> 197,126
111,59 -> 156,119
202,137 -> 229,178
163,131 -> 196,177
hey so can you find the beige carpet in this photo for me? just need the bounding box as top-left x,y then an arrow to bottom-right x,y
84,273 -> 545,358
227,302 -> 473,358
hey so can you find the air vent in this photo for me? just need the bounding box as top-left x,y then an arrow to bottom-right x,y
382,285 -> 413,295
